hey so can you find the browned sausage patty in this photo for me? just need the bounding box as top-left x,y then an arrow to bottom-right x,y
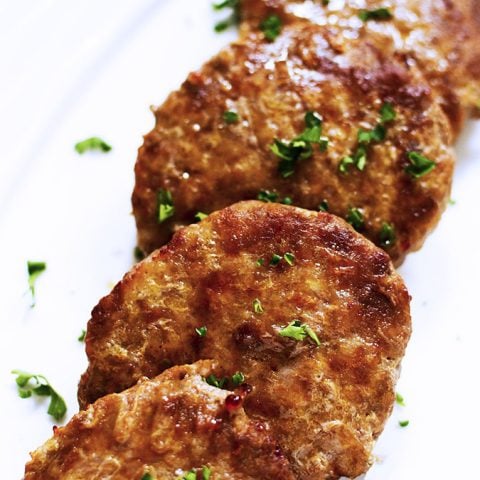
240,0 -> 480,132
79,201 -> 411,479
132,22 -> 454,263
26,361 -> 295,480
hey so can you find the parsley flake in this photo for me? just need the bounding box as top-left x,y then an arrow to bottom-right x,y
380,102 -> 396,123
134,246 -> 145,261
195,212 -> 208,222
205,374 -> 228,389
157,189 -> 175,223
213,0 -> 240,32
399,420 -> 410,428
74,137 -> 112,154
405,151 -> 436,178
283,252 -> 295,266
270,253 -> 282,266
260,14 -> 282,41
27,261 -> 46,305
271,111 -> 328,178
359,8 -> 393,22
141,474 -> 153,480
256,258 -> 265,266
196,326 -> 208,337
318,199 -> 329,212
253,298 -> 264,314
257,190 -> 279,203
395,392 -> 406,407
380,222 -> 396,248
279,320 -> 321,346
78,329 -> 86,342
11,370 -> 67,420
231,371 -> 245,386
347,207 -> 365,231
223,110 -> 239,124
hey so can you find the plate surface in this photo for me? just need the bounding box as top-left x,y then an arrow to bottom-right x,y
0,1 -> 479,478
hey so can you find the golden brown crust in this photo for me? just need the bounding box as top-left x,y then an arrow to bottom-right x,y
79,201 -> 412,479
26,361 -> 294,480
240,0 -> 480,129
132,22 -> 454,262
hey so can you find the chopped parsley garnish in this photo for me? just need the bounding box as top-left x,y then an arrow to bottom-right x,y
346,207 -> 365,231
195,326 -> 208,337
206,374 -> 228,389
180,471 -> 196,480
399,420 -> 410,428
78,329 -> 86,342
405,151 -> 436,178
195,212 -> 208,222
180,466 -> 211,480
202,467 -> 212,480
141,474 -> 153,480
318,199 -> 329,212
27,261 -> 46,305
253,298 -> 264,314
340,103 -> 395,173
260,15 -> 282,41
256,258 -> 265,266
359,8 -> 393,22
380,222 -> 396,248
395,392 -> 406,407
231,371 -> 245,386
279,320 -> 321,346
270,253 -> 282,266
283,252 -> 295,266
223,110 -> 239,124
213,0 -> 240,32
134,246 -> 145,261
74,137 -> 112,154
257,190 -> 294,205
12,370 -> 67,420
271,111 -> 328,178
157,189 -> 175,223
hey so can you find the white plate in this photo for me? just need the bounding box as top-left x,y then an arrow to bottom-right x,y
0,1 -> 479,478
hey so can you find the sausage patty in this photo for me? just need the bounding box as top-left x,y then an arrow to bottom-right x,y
79,201 -> 411,479
26,361 -> 295,480
132,22 -> 454,263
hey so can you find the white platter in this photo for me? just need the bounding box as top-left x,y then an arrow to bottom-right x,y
0,1 -> 479,478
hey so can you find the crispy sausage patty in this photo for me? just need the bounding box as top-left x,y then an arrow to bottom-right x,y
133,22 -> 454,263
26,361 -> 295,480
79,201 -> 411,479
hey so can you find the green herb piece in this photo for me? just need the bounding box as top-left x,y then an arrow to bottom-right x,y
359,8 -> 393,22
141,474 -> 153,480
395,392 -> 406,407
260,14 -> 282,41
134,246 -> 145,261
205,374 -> 228,389
318,199 -> 329,212
11,370 -> 67,420
27,261 -> 46,305
405,151 -> 436,178
78,330 -> 86,342
256,258 -> 265,266
180,470 -> 197,480
380,102 -> 396,123
157,189 -> 175,223
347,207 -> 365,231
223,110 -> 239,124
339,156 -> 354,174
282,196 -> 293,205
272,111 -> 328,177
270,253 -> 282,266
202,466 -> 212,480
196,326 -> 208,337
279,320 -> 320,346
283,252 -> 295,266
231,371 -> 245,386
353,145 -> 367,171
322,0 -> 330,5
213,0 -> 240,32
195,212 -> 208,222
448,198 -> 456,206
257,190 -> 279,203
399,420 -> 410,428
380,222 -> 396,248
253,298 -> 264,314
74,137 -> 112,154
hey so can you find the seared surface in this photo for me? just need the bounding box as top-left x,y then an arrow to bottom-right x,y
26,361 -> 294,480
79,202 -> 411,479
133,22 -> 454,262
241,0 -> 480,131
